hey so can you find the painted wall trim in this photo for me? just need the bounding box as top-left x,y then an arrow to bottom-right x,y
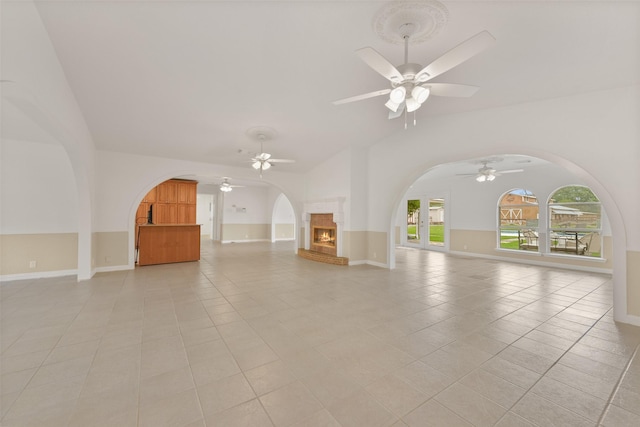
221,239 -> 271,244
94,265 -> 134,274
349,260 -> 388,268
1,269 -> 77,282
449,250 -> 613,275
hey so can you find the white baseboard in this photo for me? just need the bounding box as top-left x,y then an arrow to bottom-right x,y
349,259 -> 387,268
615,313 -> 640,327
94,265 -> 134,274
221,239 -> 271,244
448,250 -> 613,275
0,269 -> 78,282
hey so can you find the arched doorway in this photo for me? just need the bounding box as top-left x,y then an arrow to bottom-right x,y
390,153 -> 629,324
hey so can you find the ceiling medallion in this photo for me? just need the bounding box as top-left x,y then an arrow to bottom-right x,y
373,0 -> 449,45
245,125 -> 278,141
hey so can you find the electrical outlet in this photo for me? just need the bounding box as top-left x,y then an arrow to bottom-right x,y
29,260 -> 37,269
105,256 -> 111,263
463,245 -> 468,250
373,252 -> 377,258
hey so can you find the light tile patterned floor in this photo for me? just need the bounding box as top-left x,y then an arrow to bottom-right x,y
2,241 -> 640,426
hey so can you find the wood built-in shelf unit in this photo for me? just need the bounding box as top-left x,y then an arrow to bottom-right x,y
136,179 -> 200,266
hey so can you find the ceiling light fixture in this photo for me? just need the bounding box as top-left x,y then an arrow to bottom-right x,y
253,160 -> 271,170
385,99 -> 400,112
405,96 -> 420,113
476,172 -> 496,182
412,86 -> 430,104
389,86 -> 406,103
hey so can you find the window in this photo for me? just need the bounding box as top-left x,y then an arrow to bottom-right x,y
498,189 -> 539,251
548,186 -> 602,257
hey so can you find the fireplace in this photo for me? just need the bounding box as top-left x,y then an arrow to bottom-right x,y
312,226 -> 336,248
309,213 -> 337,256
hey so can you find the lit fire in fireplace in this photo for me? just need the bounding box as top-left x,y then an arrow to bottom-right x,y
318,232 -> 333,243
313,227 -> 336,247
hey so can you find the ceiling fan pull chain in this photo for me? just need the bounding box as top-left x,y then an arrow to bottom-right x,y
414,111 -> 417,127
404,107 -> 408,130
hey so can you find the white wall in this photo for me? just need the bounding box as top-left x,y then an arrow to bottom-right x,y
304,148 -> 356,230
272,194 -> 295,224
96,150 -> 304,232
369,86 -> 639,244
2,0 -> 97,279
399,162 -> 612,238
1,140 -> 78,234
220,186 -> 269,224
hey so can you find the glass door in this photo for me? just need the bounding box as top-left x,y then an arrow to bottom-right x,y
427,198 -> 445,249
405,196 -> 447,250
406,199 -> 422,247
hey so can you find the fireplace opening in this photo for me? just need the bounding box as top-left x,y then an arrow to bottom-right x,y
312,226 -> 336,248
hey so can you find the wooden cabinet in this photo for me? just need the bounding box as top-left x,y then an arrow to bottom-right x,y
143,187 -> 157,203
138,225 -> 201,266
177,204 -> 196,224
177,181 -> 196,204
137,179 -> 196,225
155,203 -> 177,224
157,181 -> 178,203
135,179 -> 198,265
136,202 -> 150,225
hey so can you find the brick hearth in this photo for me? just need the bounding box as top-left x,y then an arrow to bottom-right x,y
297,249 -> 348,265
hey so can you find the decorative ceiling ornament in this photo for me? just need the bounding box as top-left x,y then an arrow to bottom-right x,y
373,0 -> 449,45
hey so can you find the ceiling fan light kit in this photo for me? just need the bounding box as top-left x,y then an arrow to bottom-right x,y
412,85 -> 430,103
390,86 -> 406,103
219,177 -> 243,192
333,0 -> 494,128
385,98 -> 401,112
242,126 -> 295,177
458,159 -> 524,183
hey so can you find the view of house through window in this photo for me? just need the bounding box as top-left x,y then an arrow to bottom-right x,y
498,189 -> 539,251
548,186 -> 602,257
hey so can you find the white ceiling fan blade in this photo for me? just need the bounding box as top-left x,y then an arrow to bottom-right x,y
388,102 -> 405,120
254,152 -> 270,161
268,158 -> 295,163
416,31 -> 495,82
332,88 -> 391,105
355,47 -> 404,82
425,83 -> 480,98
496,169 -> 524,174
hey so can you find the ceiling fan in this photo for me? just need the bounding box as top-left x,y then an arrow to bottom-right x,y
333,25 -> 495,127
243,133 -> 295,177
457,161 -> 524,182
218,177 -> 244,193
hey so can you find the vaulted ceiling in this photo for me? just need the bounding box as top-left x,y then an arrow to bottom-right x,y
14,1 -> 640,176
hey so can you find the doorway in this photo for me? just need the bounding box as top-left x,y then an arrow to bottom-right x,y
405,196 -> 448,251
196,193 -> 215,240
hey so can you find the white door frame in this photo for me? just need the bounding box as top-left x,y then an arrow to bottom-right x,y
403,194 -> 450,252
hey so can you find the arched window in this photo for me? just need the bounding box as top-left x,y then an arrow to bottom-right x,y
498,189 -> 539,251
548,186 -> 602,257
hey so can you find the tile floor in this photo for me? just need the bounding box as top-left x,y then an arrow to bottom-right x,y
1,241 -> 640,426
